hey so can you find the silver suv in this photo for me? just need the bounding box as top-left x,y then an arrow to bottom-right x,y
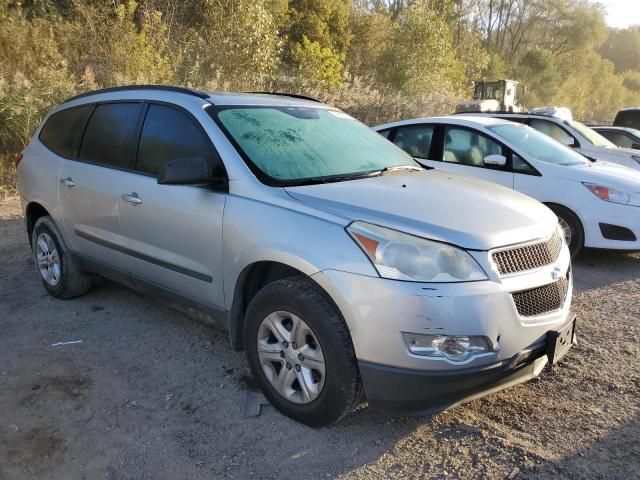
17,86 -> 576,426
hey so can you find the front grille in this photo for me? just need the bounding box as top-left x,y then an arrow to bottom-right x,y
512,276 -> 569,317
492,231 -> 562,276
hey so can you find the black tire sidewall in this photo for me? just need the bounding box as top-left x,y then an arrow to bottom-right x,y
244,278 -> 359,426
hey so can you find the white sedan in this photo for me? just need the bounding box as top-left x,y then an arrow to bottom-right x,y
375,115 -> 640,256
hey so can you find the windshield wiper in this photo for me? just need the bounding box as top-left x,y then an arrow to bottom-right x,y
284,169 -> 383,186
283,165 -> 422,187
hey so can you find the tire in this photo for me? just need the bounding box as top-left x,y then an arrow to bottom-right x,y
244,276 -> 362,426
31,216 -> 92,299
547,205 -> 584,258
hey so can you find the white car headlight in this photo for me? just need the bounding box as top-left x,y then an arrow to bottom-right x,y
631,155 -> 640,166
347,221 -> 487,282
583,183 -> 640,207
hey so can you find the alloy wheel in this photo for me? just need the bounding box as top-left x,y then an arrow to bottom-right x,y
558,217 -> 572,246
36,232 -> 61,286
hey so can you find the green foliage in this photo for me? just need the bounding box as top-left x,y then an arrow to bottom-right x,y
283,0 -> 352,85
178,0 -> 281,90
292,36 -> 345,89
2,0 -> 640,196
375,2 -> 464,95
599,27 -> 640,74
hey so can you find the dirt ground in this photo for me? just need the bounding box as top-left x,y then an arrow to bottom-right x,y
0,195 -> 638,480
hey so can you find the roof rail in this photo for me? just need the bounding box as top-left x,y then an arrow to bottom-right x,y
453,111 -> 522,115
244,91 -> 321,103
63,85 -> 210,103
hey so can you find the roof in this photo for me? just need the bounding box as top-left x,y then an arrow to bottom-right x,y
374,114 -> 516,130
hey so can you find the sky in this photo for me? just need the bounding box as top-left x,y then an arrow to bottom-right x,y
594,0 -> 640,28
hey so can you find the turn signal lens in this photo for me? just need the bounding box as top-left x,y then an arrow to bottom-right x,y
14,153 -> 23,167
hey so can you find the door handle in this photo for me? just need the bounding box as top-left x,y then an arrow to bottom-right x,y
60,177 -> 75,188
122,192 -> 142,205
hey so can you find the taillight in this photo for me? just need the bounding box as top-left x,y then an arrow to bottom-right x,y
14,153 -> 23,167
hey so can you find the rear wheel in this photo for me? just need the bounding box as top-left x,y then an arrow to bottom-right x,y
547,205 -> 583,258
31,216 -> 92,299
244,276 -> 362,426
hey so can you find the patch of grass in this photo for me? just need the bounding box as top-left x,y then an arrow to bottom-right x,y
0,154 -> 17,198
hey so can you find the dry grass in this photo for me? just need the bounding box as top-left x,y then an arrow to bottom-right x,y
0,154 -> 16,198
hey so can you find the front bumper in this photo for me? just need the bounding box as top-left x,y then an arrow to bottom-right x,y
311,241 -> 573,413
359,315 -> 575,414
580,196 -> 640,250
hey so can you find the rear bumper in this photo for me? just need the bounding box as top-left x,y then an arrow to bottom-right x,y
359,316 -> 575,415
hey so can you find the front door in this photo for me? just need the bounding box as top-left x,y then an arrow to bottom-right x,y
117,103 -> 227,309
413,125 -> 514,189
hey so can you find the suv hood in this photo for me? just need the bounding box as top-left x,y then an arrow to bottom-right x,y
285,170 -> 556,251
552,161 -> 640,192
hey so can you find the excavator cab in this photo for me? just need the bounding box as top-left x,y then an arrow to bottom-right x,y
457,80 -> 523,113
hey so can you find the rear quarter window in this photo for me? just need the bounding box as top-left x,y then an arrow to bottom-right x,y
38,105 -> 93,158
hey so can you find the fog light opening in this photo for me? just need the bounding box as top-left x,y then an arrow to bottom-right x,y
403,333 -> 494,362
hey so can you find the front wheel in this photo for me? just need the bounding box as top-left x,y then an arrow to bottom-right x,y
244,276 -> 362,426
547,205 -> 584,258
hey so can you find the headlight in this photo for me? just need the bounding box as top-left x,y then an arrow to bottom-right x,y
402,333 -> 495,362
631,155 -> 640,166
583,183 -> 640,207
347,221 -> 487,282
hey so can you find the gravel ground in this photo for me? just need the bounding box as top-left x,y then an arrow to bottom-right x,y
1,195 -> 639,480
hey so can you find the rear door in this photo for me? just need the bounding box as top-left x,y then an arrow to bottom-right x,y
59,102 -> 143,271
117,103 -> 227,308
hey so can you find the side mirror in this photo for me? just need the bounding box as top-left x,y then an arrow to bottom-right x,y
483,154 -> 507,167
157,157 -> 226,186
631,143 -> 640,150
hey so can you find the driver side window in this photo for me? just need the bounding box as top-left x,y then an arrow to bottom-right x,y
529,119 -> 577,147
443,127 -> 505,169
136,104 -> 222,177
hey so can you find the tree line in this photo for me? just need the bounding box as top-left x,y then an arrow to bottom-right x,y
1,0 -> 640,191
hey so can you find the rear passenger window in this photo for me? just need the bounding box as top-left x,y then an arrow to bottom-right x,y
392,125 -> 434,158
136,104 -> 221,177
79,103 -> 142,169
39,105 -> 93,158
599,131 -> 634,149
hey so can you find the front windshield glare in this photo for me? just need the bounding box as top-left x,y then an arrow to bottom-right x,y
212,106 -> 417,185
568,120 -> 616,148
488,124 -> 590,166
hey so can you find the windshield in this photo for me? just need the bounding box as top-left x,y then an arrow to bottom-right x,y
210,106 -> 417,185
568,120 -> 617,148
488,124 -> 590,166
